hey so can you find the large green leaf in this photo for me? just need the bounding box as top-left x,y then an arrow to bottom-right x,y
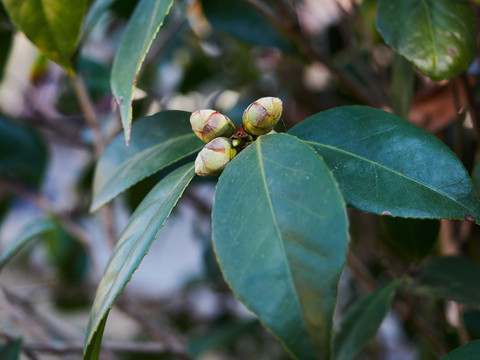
91,110 -> 203,212
1,0 -> 86,73
0,115 -> 47,189
111,0 -> 173,143
84,163 -> 195,360
443,340 -> 480,360
0,218 -> 55,270
212,134 -> 349,360
289,106 -> 480,221
333,280 -> 403,360
413,257 -> 480,307
377,0 -> 475,81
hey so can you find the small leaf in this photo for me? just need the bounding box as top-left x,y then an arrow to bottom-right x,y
111,0 -> 174,143
377,0 -> 476,81
80,0 -> 116,40
333,280 -> 404,360
0,115 -> 48,189
212,134 -> 349,360
84,163 -> 195,360
91,110 -> 203,212
0,337 -> 22,360
1,0 -> 87,73
0,218 -> 55,270
414,257 -> 480,307
289,106 -> 480,221
442,340 -> 480,360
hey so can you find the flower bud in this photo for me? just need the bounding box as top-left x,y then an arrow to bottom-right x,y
242,97 -> 283,135
190,109 -> 235,143
195,137 -> 237,176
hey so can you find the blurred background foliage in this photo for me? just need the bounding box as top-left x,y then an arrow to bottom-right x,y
0,0 -> 480,359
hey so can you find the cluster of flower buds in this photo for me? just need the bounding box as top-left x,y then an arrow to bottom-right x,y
191,97 -> 283,176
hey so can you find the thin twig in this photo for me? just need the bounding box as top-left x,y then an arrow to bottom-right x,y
70,74 -> 117,250
244,0 -> 380,107
346,252 -> 449,356
22,340 -> 194,358
0,288 -> 50,343
0,179 -> 102,280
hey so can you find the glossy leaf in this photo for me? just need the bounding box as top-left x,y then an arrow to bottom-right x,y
333,280 -> 403,360
289,106 -> 480,221
111,0 -> 173,143
0,218 -> 55,270
377,0 -> 475,81
0,115 -> 47,189
0,338 -> 22,360
91,110 -> 203,212
84,163 -> 195,360
1,0 -> 86,73
472,160 -> 480,198
442,340 -> 480,360
414,257 -> 480,307
212,133 -> 349,360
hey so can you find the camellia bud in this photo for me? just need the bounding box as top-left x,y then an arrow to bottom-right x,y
195,137 -> 237,176
242,97 -> 283,135
190,109 -> 235,143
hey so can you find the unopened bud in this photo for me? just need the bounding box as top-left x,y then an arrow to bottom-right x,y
195,137 -> 237,176
190,109 -> 235,143
242,97 -> 282,135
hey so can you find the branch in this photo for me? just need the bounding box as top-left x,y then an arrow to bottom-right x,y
244,0 -> 381,107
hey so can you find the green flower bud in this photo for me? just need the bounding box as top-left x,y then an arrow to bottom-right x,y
190,109 -> 235,143
195,137 -> 237,176
242,97 -> 283,135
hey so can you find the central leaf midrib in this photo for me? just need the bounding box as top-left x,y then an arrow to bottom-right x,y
256,139 -> 315,356
306,140 -> 478,216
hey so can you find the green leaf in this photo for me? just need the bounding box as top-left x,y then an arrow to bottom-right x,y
376,0 -> 476,81
414,257 -> 480,307
201,0 -> 292,51
0,115 -> 48,189
0,338 -> 22,360
1,0 -> 87,73
111,0 -> 174,143
381,217 -> 439,264
289,106 -> 480,221
472,160 -> 480,198
91,110 -> 203,212
0,218 -> 55,270
84,163 -> 195,360
442,340 -> 480,360
391,55 -> 414,119
212,133 -> 349,360
333,280 -> 403,360
80,0 -> 116,40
